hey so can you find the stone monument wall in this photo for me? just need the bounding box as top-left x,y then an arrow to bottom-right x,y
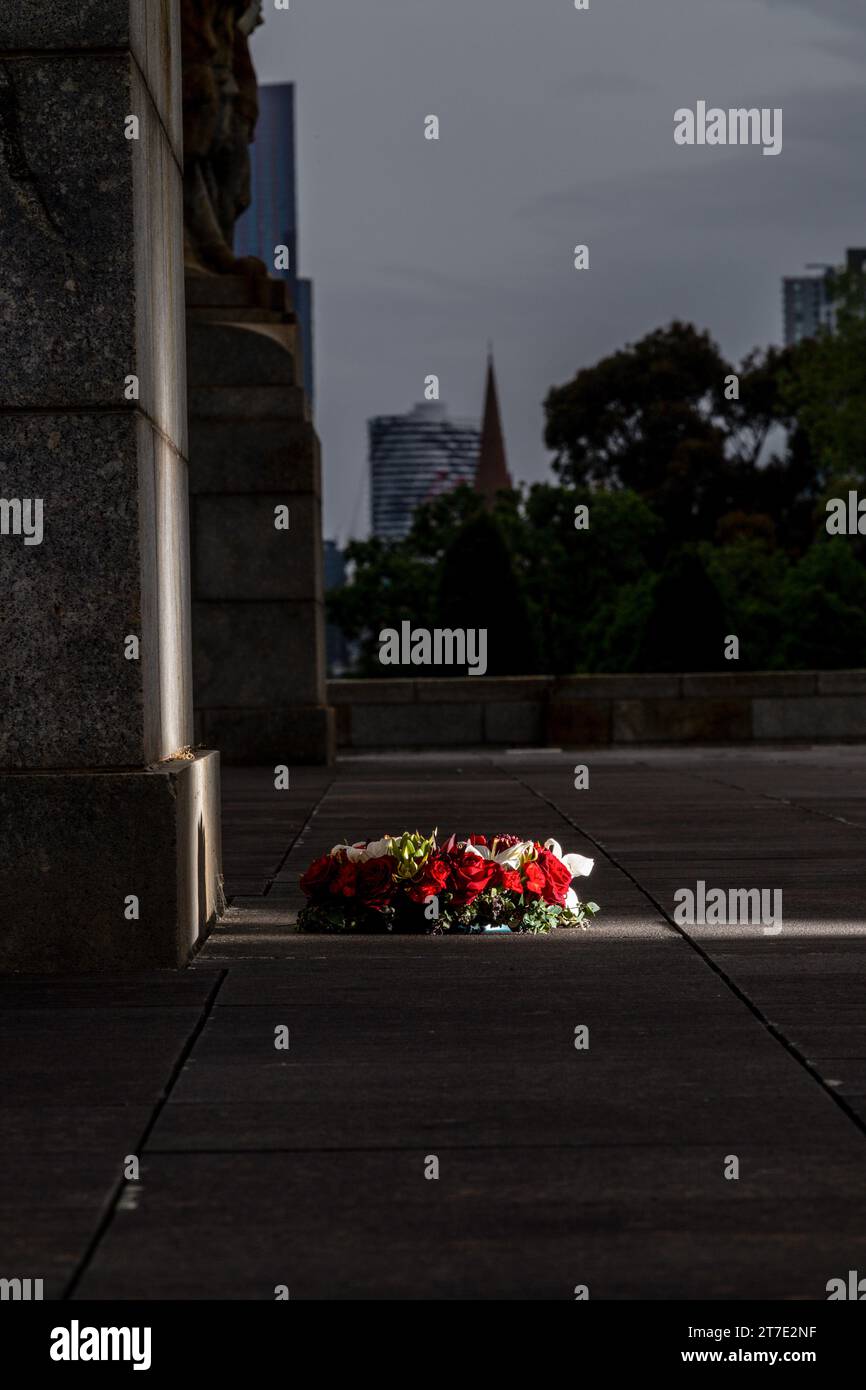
0,1 -> 223,970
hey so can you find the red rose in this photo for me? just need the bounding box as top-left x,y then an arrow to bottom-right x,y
357,856 -> 396,912
330,861 -> 358,897
522,861 -> 547,898
407,855 -> 450,904
299,854 -> 336,898
491,862 -> 523,895
469,834 -> 488,847
447,850 -> 497,907
535,848 -> 572,906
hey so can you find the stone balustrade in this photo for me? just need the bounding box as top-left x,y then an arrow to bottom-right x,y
328,671 -> 866,749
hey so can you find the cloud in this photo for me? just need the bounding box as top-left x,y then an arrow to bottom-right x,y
761,0 -> 864,24
247,0 -> 865,539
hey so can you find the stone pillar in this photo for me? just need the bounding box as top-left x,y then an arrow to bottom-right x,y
186,273 -> 335,764
0,1 -> 223,971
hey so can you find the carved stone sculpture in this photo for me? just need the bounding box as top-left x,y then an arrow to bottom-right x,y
181,0 -> 268,275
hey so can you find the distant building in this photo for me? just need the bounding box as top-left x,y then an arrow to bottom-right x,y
369,402 -> 480,541
235,82 -> 315,407
476,352 -> 512,505
783,275 -> 831,346
323,540 -> 351,675
368,353 -> 514,541
783,247 -> 866,346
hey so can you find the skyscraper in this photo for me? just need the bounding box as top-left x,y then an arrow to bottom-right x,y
235,82 -> 315,406
369,401 -> 481,541
782,247 -> 866,346
783,274 -> 831,347
323,539 -> 351,676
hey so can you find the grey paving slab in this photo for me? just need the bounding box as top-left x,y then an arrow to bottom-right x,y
809,1061 -> 866,1095
0,1106 -> 153,1154
5,749 -> 866,1300
74,1148 -> 866,1300
0,1008 -> 206,1106
0,973 -> 220,1010
146,1083 -> 837,1152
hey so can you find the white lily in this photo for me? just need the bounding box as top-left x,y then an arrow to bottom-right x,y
464,839 -> 536,868
329,841 -> 368,862
364,837 -> 393,860
495,840 -> 535,868
544,838 -> 594,879
463,842 -> 491,859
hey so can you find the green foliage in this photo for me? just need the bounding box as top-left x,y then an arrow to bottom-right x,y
330,312 -> 866,675
544,321 -> 821,547
631,547 -> 728,673
776,541 -> 866,669
445,888 -> 598,934
701,538 -> 788,669
437,511 -> 542,674
297,884 -> 599,935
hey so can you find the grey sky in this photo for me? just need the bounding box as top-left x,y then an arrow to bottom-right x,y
250,0 -> 866,542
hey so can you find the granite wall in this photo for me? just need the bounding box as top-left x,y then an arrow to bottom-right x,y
0,0 -> 223,970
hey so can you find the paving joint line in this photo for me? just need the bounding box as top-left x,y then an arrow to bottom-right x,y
61,968 -> 228,1300
263,773 -> 337,896
679,763 -> 866,832
514,769 -> 866,1145
142,1139 -> 777,1156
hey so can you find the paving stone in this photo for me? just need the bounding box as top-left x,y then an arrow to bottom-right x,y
0,974 -> 219,1010
74,1149 -> 866,1300
7,749 -> 866,1299
0,1009 -> 204,1106
0,1106 -> 153,1154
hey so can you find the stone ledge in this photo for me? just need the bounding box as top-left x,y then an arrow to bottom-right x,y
681,672 -> 818,698
0,751 -> 222,973
484,700 -> 546,745
817,670 -> 866,696
614,698 -> 752,744
328,679 -> 415,705
553,674 -> 681,699
352,703 -> 483,748
185,274 -> 290,313
415,676 -> 548,703
546,700 -> 612,747
752,696 -> 866,741
327,672 -> 866,749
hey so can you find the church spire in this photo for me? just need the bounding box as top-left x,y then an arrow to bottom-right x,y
475,348 -> 512,504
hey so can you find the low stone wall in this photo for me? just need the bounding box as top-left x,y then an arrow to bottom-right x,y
328,672 -> 866,749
